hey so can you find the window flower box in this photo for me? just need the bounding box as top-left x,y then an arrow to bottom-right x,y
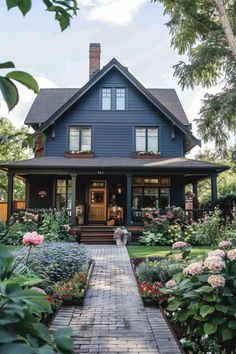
133,151 -> 161,159
65,151 -> 94,158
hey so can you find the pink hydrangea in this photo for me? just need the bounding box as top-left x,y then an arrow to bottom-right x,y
183,262 -> 203,276
227,249 -> 236,261
172,241 -> 187,249
22,231 -> 44,246
204,256 -> 225,272
207,275 -> 225,288
165,279 -> 176,288
218,240 -> 232,249
208,249 -> 225,258
174,253 -> 182,261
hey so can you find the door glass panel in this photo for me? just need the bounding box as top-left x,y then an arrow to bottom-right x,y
91,191 -> 104,204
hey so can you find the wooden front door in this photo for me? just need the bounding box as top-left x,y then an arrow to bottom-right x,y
89,180 -> 107,222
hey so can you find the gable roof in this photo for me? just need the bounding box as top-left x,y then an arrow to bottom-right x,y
25,87 -> 189,126
25,58 -> 199,151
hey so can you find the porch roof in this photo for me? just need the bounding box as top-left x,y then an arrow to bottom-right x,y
0,156 -> 228,173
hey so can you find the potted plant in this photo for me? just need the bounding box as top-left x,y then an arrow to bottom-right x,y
113,227 -> 130,246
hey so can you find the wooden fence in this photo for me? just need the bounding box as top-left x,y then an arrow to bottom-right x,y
0,201 -> 25,223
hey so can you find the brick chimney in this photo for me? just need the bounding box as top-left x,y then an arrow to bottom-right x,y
89,43 -> 101,79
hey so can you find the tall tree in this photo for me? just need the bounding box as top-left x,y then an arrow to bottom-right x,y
0,117 -> 31,200
153,0 -> 236,155
0,1 -> 79,111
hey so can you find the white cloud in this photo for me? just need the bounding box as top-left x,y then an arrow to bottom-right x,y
80,0 -> 147,26
0,77 -> 57,128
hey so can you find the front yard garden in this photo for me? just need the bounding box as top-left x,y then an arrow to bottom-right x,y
129,207 -> 236,353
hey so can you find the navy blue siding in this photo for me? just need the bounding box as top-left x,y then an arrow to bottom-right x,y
45,68 -> 184,157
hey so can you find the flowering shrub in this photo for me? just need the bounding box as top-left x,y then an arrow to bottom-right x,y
52,270 -> 88,303
139,281 -> 169,305
113,227 -> 129,240
162,243 -> 236,351
172,241 -> 187,249
218,240 -> 232,249
15,242 -> 91,284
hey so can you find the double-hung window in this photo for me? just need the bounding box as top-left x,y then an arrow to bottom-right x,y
135,127 -> 158,152
116,88 -> 125,110
102,88 -> 111,110
69,127 -> 92,152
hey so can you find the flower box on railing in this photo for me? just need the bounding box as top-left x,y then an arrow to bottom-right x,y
133,151 -> 161,159
65,151 -> 94,158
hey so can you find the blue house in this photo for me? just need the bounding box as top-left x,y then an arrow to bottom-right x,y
2,43 -> 227,232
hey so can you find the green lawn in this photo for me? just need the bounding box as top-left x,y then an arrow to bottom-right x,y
127,245 -> 211,258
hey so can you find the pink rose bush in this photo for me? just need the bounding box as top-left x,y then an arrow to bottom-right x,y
208,249 -> 225,258
172,241 -> 187,249
204,256 -> 225,272
207,275 -> 225,288
183,262 -> 203,276
218,240 -> 232,249
22,231 -> 44,246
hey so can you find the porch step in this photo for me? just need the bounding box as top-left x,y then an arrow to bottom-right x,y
80,225 -> 115,244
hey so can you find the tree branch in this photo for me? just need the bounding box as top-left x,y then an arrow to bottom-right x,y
213,0 -> 236,61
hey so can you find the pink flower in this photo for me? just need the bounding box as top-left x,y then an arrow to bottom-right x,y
174,254 -> 182,261
172,241 -> 187,249
183,262 -> 203,276
207,275 -> 225,288
22,231 -> 44,246
227,249 -> 236,261
31,287 -> 46,295
165,279 -> 176,288
208,249 -> 225,258
204,256 -> 225,272
218,240 -> 232,249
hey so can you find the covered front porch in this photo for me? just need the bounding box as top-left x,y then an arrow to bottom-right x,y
2,156 -> 228,226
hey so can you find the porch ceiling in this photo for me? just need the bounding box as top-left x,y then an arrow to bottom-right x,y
0,156 -> 228,174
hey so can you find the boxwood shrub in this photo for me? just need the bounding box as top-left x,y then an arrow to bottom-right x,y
15,242 -> 91,283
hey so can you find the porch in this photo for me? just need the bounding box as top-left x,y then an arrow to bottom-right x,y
1,156 -> 228,225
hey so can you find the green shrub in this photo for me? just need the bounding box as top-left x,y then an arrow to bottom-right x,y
136,260 -> 183,284
15,242 -> 91,284
0,245 -> 74,354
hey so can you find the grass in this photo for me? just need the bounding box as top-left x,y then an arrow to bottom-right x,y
127,245 -> 211,258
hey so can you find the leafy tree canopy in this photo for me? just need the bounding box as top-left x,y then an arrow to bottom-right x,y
195,147 -> 236,205
0,1 -> 79,111
0,117 -> 31,200
153,0 -> 236,154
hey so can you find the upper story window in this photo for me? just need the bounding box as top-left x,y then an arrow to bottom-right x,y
102,88 -> 111,110
116,88 -> 125,110
135,127 -> 158,152
69,127 -> 92,152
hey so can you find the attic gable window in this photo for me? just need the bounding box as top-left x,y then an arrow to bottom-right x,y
135,127 -> 158,152
116,88 -> 125,110
69,127 -> 91,152
102,88 -> 111,110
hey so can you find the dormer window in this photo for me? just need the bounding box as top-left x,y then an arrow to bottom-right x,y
116,88 -> 125,110
69,127 -> 92,152
102,88 -> 111,110
135,127 -> 158,152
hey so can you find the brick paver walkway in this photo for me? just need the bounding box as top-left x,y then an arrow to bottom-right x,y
50,245 -> 181,354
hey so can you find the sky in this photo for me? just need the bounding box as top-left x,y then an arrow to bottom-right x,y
0,0 -> 221,157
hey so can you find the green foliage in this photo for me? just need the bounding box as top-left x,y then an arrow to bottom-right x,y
152,0 -> 236,153
139,230 -> 171,246
162,249 -> 236,352
0,245 -> 74,354
15,242 -> 91,284
137,260 -> 183,284
0,117 -> 30,201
